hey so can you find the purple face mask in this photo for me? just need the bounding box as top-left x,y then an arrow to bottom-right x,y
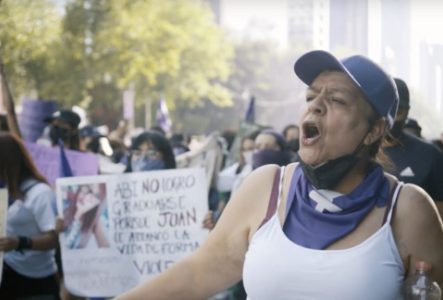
131,157 -> 165,172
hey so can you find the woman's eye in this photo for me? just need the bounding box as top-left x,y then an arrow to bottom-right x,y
306,96 -> 315,102
331,97 -> 345,104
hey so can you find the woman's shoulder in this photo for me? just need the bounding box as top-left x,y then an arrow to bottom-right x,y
23,179 -> 55,202
393,181 -> 442,244
396,183 -> 439,219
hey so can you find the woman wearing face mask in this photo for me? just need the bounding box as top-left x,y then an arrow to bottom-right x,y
125,131 -> 176,173
252,130 -> 292,170
116,50 -> 442,300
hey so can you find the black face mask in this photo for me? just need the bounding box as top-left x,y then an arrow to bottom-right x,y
49,125 -> 72,146
298,154 -> 359,190
287,138 -> 300,153
298,127 -> 371,190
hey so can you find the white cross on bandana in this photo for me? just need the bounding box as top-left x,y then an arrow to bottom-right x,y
309,189 -> 343,213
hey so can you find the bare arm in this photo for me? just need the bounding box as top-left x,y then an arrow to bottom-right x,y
435,201 -> 443,222
393,184 -> 443,287
115,165 -> 278,300
0,231 -> 57,251
93,219 -> 110,248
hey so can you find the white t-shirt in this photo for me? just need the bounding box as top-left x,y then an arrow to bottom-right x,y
5,179 -> 57,278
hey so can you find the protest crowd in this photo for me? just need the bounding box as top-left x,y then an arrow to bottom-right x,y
0,27 -> 443,300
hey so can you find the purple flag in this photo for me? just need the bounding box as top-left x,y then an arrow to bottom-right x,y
25,142 -> 99,186
58,139 -> 73,177
155,97 -> 172,133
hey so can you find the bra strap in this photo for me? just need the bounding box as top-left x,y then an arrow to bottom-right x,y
258,167 -> 282,228
382,180 -> 403,225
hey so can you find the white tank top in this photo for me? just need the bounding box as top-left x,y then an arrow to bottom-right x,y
243,168 -> 405,300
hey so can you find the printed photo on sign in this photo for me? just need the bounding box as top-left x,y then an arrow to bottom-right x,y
61,183 -> 110,249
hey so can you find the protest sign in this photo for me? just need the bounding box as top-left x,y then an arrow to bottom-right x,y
0,189 -> 7,284
19,99 -> 56,142
175,132 -> 223,188
25,142 -> 99,186
56,168 -> 208,297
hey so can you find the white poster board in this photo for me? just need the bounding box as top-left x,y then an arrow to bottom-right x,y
56,168 -> 208,297
0,189 -> 8,284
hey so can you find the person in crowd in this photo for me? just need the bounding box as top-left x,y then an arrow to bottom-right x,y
79,125 -> 102,153
169,133 -> 190,156
216,134 -> 255,194
252,129 -> 291,169
206,129 -> 291,229
62,184 -> 110,249
150,125 -> 167,137
125,130 -> 176,172
115,50 -> 443,300
384,78 -> 443,217
108,119 -> 129,145
0,132 -> 59,299
432,132 -> 443,153
44,109 -> 81,150
403,117 -> 422,138
282,124 -> 300,161
79,125 -> 126,174
0,113 -> 8,131
43,109 -> 85,300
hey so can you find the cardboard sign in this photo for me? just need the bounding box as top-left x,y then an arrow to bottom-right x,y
56,168 -> 208,297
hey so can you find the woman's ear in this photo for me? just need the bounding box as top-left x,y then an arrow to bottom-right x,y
364,118 -> 387,146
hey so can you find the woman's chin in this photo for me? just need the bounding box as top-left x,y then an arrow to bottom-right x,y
298,150 -> 324,166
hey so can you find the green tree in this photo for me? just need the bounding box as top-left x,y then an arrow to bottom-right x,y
0,0 -> 61,96
44,0 -> 232,125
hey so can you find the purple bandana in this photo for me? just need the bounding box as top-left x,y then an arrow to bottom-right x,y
283,164 -> 389,249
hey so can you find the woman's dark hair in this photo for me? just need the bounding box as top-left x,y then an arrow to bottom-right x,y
0,132 -> 48,198
282,124 -> 299,139
128,130 -> 176,170
259,129 -> 288,151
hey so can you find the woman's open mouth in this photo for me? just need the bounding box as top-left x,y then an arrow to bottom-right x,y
301,121 -> 321,146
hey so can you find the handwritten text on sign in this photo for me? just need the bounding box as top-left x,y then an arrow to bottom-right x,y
56,168 -> 208,297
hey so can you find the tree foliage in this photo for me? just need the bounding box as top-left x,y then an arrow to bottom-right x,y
0,0 -> 61,94
1,0 -> 233,128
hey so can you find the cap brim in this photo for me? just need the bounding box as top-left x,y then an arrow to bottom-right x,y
294,50 -> 348,86
43,116 -> 55,123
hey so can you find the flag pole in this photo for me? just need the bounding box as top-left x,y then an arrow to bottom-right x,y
0,54 -> 21,137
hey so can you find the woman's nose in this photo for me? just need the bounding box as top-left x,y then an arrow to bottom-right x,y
307,95 -> 326,116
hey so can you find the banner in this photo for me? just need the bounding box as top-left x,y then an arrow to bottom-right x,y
18,99 -> 57,142
175,133 -> 223,188
56,168 -> 208,297
0,189 -> 7,284
25,142 -> 99,186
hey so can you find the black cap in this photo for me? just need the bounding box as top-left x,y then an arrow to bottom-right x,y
394,78 -> 410,109
79,125 -> 102,137
44,109 -> 81,128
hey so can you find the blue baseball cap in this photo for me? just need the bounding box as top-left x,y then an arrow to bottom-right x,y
294,50 -> 399,128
